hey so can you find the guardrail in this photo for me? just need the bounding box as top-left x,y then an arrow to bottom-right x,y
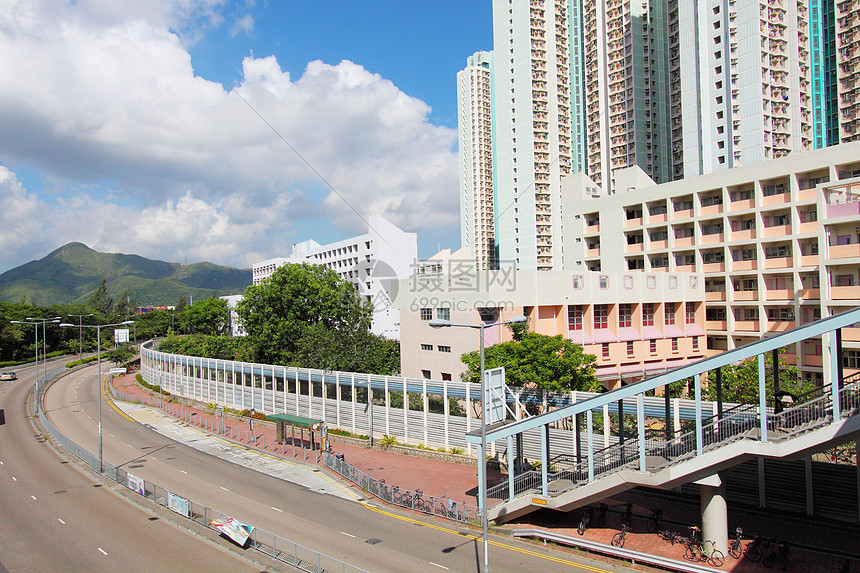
323,451 -> 480,525
38,369 -> 368,573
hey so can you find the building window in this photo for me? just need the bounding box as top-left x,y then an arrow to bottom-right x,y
643,303 -> 655,326
421,344 -> 433,351
422,370 -> 431,379
599,275 -> 609,289
594,305 -> 609,329
436,308 -> 450,321
686,302 -> 696,324
568,305 -> 583,330
602,343 -> 610,358
665,302 -> 676,325
420,308 -> 432,320
650,339 -> 657,354
438,345 -> 452,353
843,350 -> 860,368
572,275 -> 583,289
627,341 -> 634,356
672,338 -> 679,352
693,337 -> 699,351
623,275 -> 634,289
619,304 -> 632,327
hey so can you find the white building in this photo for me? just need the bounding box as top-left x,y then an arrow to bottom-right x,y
219,294 -> 246,338
251,214 -> 417,339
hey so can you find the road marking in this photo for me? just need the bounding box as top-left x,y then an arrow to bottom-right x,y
271,506 -> 283,512
30,495 -> 36,500
58,519 -> 65,524
98,548 -> 108,556
180,470 -> 188,474
220,486 -> 229,491
429,563 -> 449,570
11,477 -> 16,482
340,532 -> 355,538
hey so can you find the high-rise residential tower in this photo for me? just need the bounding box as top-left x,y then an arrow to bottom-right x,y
492,0 -> 573,271
457,51 -> 496,270
835,0 -> 860,141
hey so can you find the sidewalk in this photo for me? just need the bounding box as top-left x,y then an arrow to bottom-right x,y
111,373 -> 858,572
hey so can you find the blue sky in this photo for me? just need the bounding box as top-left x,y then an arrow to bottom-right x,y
0,0 -> 493,273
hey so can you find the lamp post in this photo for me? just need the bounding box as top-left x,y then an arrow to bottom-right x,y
10,317 -> 60,416
68,313 -> 94,360
60,320 -> 134,472
429,314 -> 527,573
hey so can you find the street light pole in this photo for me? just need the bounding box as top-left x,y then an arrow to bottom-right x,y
60,320 -> 134,472
68,313 -> 94,360
11,317 -> 61,417
429,314 -> 527,573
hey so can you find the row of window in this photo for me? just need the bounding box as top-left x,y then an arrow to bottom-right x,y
601,336 -> 701,358
420,344 -> 451,353
569,302 -> 696,330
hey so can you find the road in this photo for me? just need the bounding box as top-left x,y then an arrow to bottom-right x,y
23,362 -> 617,572
0,362 -> 267,572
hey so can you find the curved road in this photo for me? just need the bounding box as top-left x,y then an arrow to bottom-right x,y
0,362 -> 266,572
33,363 -> 614,572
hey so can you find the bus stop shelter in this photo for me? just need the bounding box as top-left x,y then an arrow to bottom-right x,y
268,414 -> 326,463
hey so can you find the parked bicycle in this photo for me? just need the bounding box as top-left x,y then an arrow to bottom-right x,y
578,507 -> 593,535
763,540 -> 790,570
611,523 -> 630,548
684,527 -> 724,567
620,502 -> 633,527
658,529 -> 680,545
745,531 -> 765,563
646,508 -> 663,533
728,526 -> 744,560
595,503 -> 608,527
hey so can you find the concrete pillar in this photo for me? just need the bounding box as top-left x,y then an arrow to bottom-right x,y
699,475 -> 728,555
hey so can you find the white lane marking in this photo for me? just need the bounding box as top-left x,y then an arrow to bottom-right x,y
220,486 -> 229,491
429,562 -> 449,570
180,470 -> 188,474
98,548 -> 108,556
1,460 -> 4,465
271,506 -> 283,512
340,531 -> 356,538
11,477 -> 16,482
30,495 -> 37,500
58,518 -> 65,524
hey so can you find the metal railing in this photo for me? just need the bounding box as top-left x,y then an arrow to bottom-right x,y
323,452 -> 480,525
488,377 -> 860,502
38,373 -> 368,573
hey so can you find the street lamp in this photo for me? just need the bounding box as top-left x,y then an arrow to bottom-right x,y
68,313 -> 94,360
10,317 -> 60,416
429,313 -> 527,573
60,320 -> 134,472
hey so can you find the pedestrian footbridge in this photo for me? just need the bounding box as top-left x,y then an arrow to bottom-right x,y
472,308 -> 860,551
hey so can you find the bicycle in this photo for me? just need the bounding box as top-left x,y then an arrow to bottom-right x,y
611,523 -> 630,548
684,527 -> 724,567
646,508 -> 663,533
763,540 -> 789,570
728,526 -> 744,560
578,507 -> 593,535
745,531 -> 764,563
620,502 -> 633,527
658,529 -> 680,545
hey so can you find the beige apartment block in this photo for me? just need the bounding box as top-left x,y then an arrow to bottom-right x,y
563,141 -> 860,384
393,265 -> 705,389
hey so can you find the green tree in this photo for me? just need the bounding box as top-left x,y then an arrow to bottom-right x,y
704,350 -> 811,404
87,279 -> 114,319
103,343 -> 136,367
181,297 -> 230,336
460,331 -> 600,392
236,263 -> 374,367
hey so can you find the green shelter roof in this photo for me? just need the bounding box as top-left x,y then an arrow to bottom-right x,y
267,413 -> 324,428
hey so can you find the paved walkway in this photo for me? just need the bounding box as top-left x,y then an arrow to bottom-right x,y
111,373 -> 858,573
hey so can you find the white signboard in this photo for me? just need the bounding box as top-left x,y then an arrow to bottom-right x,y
167,492 -> 190,517
483,367 -> 506,425
114,328 -> 130,343
109,368 -> 126,377
127,472 -> 145,495
211,516 -> 253,546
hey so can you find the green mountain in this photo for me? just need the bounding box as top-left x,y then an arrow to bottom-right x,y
0,242 -> 251,306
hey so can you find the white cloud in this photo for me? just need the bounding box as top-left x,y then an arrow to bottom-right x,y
231,14 -> 253,37
0,0 -> 459,271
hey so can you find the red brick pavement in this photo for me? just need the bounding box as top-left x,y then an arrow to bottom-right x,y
111,373 -> 857,572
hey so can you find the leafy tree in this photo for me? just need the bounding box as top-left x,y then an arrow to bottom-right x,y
87,279 -> 114,319
704,350 -> 811,404
236,263 -> 374,367
181,297 -> 230,336
460,331 -> 600,392
116,289 -> 137,321
133,309 -> 174,340
103,343 -> 136,367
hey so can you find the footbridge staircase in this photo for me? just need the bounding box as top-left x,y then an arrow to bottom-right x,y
472,309 -> 860,530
